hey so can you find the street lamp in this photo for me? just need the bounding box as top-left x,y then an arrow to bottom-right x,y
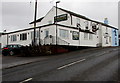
56,1 -> 60,46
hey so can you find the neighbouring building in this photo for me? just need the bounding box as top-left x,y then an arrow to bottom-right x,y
1,6 -> 119,48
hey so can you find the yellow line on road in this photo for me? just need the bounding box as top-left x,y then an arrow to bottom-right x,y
57,59 -> 86,70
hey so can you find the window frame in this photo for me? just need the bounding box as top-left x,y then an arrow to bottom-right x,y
11,35 -> 17,42
59,29 -> 69,39
84,32 -> 88,40
20,33 -> 27,41
72,31 -> 79,40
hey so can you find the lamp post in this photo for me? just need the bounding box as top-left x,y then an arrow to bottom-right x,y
56,1 -> 60,46
33,0 -> 37,46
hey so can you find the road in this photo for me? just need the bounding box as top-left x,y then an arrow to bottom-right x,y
2,47 -> 120,82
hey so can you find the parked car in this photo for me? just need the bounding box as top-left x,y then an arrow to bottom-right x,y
2,44 -> 23,56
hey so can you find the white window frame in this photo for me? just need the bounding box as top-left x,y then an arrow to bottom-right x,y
44,29 -> 49,38
20,33 -> 27,41
31,30 -> 39,39
84,33 -> 88,40
59,29 -> 69,39
89,33 -> 93,40
11,35 -> 17,42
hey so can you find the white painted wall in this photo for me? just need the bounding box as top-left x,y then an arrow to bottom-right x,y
101,25 -> 112,47
36,7 -> 71,27
30,7 -> 101,47
1,7 -> 115,48
1,29 -> 34,47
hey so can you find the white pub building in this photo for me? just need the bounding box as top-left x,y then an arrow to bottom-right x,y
1,7 -> 119,48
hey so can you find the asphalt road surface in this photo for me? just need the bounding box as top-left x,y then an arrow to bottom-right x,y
2,47 -> 120,82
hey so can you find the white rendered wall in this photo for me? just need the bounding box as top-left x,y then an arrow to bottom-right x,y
7,29 -> 33,46
101,26 -> 112,47
37,7 -> 71,27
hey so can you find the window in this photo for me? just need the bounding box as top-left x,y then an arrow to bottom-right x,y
89,34 -> 93,40
84,33 -> 88,40
76,18 -> 81,28
85,21 -> 89,29
59,29 -> 69,39
72,31 -> 79,40
31,31 -> 34,39
20,33 -> 27,40
77,18 -> 80,24
11,35 -> 17,42
109,37 -> 111,43
31,31 -> 39,39
45,29 -> 49,37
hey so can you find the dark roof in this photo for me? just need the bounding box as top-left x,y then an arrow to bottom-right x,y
29,17 -> 44,24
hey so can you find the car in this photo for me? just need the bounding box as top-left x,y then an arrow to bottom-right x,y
2,44 -> 23,56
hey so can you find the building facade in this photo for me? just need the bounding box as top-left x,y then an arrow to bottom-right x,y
1,7 -> 119,48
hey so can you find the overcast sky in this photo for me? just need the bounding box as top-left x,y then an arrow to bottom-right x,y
0,0 -> 119,33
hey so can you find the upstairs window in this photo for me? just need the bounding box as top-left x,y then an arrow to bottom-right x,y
76,18 -> 81,28
85,21 -> 89,30
20,33 -> 27,40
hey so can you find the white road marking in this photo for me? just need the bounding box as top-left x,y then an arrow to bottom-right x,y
96,52 -> 106,57
113,49 -> 117,51
19,78 -> 32,83
57,59 -> 86,70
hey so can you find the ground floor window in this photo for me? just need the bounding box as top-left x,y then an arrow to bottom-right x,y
20,33 -> 27,40
59,29 -> 69,39
31,31 -> 39,39
89,34 -> 93,40
84,33 -> 93,40
44,29 -> 49,38
11,35 -> 17,42
72,31 -> 79,40
84,33 -> 88,40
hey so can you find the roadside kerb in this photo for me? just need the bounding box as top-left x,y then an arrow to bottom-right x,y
2,46 -> 119,70
2,58 -> 47,70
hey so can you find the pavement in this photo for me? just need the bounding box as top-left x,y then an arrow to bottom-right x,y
1,47 -> 102,69
2,46 -> 120,82
1,55 -> 48,69
0,47 -> 119,69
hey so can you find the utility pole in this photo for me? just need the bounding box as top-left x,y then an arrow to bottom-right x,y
33,0 -> 37,46
56,1 -> 60,45
55,1 -> 60,53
